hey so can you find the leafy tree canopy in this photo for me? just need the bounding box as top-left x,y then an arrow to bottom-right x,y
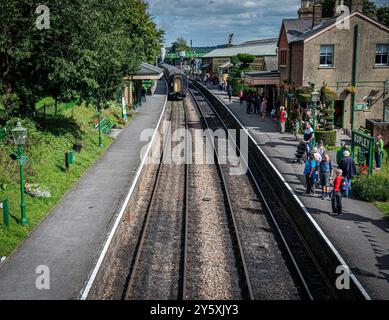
0,0 -> 164,115
171,37 -> 190,53
237,54 -> 256,67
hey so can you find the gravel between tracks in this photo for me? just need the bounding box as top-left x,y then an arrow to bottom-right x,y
190,90 -> 301,300
185,98 -> 242,300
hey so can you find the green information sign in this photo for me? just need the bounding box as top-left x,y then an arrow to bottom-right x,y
18,155 -> 29,166
354,103 -> 367,111
352,130 -> 374,176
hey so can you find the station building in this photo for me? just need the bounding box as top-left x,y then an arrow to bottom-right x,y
202,38 -> 278,76
277,0 -> 389,131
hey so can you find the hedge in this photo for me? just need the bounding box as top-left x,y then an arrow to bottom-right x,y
353,175 -> 389,202
315,130 -> 337,146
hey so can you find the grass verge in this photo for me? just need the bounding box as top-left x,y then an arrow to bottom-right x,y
0,102 -> 129,256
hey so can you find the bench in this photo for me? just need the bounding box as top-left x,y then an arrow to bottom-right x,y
95,118 -> 116,134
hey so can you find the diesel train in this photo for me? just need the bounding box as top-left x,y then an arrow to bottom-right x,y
160,63 -> 188,100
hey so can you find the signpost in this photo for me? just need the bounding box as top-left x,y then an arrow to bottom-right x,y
352,130 -> 374,176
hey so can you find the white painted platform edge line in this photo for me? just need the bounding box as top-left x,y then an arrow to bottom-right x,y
80,83 -> 168,300
209,87 -> 371,300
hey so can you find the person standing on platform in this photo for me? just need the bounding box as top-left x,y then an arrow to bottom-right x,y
227,85 -> 233,103
331,169 -> 344,215
338,151 -> 357,198
375,135 -> 384,170
246,93 -> 253,114
304,122 -> 314,154
336,142 -> 350,165
239,91 -> 244,105
304,151 -> 318,195
253,93 -> 260,115
260,98 -> 268,119
279,106 -> 287,133
319,154 -> 333,200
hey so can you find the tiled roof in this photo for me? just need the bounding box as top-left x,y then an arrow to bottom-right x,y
282,18 -> 313,44
203,43 -> 277,58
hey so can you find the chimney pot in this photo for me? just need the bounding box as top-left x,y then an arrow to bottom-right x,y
313,4 -> 322,27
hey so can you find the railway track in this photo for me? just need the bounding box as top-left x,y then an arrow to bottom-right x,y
122,82 -> 356,300
188,84 -> 334,300
123,101 -> 188,300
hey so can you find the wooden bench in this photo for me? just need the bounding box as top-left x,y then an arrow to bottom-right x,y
95,118 -> 116,134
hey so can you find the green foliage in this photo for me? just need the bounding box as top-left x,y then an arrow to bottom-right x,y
377,5 -> 389,27
0,0 -> 164,115
171,37 -> 190,53
321,86 -> 338,103
296,86 -> 313,104
237,53 -> 256,67
0,103 -> 125,256
352,174 -> 389,202
315,130 -> 337,146
230,56 -> 240,66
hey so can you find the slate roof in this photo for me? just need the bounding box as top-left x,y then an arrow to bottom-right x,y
203,43 -> 277,58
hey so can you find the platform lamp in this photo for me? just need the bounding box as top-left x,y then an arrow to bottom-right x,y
241,71 -> 245,95
11,122 -> 29,226
310,83 -> 320,145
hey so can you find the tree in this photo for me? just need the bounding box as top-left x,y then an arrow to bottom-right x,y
319,0 -> 377,18
376,5 -> 389,27
0,0 -> 164,115
237,54 -> 256,68
171,37 -> 190,53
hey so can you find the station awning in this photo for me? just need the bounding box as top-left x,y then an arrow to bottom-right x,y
219,61 -> 233,69
125,63 -> 164,81
245,71 -> 280,86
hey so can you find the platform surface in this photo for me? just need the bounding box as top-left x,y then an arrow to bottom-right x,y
212,89 -> 389,300
0,80 -> 167,300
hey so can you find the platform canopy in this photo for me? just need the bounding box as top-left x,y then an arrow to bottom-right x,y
245,70 -> 280,86
126,62 -> 164,81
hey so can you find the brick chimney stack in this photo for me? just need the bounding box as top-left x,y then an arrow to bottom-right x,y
298,0 -> 314,19
313,3 -> 323,27
351,0 -> 363,12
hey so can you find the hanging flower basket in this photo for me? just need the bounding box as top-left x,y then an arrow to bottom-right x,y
344,86 -> 357,94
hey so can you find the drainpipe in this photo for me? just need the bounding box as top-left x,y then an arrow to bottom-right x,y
351,24 -> 359,131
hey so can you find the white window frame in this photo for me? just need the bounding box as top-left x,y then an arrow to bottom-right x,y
320,45 -> 334,67
375,44 -> 389,66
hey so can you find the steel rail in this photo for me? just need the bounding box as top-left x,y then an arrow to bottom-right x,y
189,88 -> 255,300
123,104 -> 176,300
189,82 -> 315,300
181,100 -> 190,300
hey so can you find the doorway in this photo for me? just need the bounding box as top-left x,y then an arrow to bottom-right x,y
334,100 -> 344,128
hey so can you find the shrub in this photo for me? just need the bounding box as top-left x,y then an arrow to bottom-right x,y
352,175 -> 389,202
315,130 -> 337,146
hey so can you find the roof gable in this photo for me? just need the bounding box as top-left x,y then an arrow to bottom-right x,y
291,11 -> 389,44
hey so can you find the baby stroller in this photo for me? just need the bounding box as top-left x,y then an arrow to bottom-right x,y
294,141 -> 308,164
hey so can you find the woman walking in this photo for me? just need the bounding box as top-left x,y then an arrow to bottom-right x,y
375,135 -> 384,170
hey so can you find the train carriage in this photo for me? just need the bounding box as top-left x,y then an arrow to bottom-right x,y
160,63 -> 188,100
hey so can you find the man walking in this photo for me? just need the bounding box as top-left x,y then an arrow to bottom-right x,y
332,169 -> 344,215
253,93 -> 260,115
279,106 -> 287,133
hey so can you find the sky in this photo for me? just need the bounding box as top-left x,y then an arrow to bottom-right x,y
147,0 -> 389,47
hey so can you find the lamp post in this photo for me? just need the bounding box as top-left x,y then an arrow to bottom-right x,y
11,122 -> 28,226
95,97 -> 103,148
241,71 -> 245,95
310,83 -> 320,145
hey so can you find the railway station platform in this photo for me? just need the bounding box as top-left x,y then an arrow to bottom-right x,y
211,89 -> 389,300
0,80 -> 167,300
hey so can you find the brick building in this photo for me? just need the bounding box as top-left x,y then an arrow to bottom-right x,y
277,0 -> 389,131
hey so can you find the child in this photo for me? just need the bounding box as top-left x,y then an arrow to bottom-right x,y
332,169 -> 345,215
